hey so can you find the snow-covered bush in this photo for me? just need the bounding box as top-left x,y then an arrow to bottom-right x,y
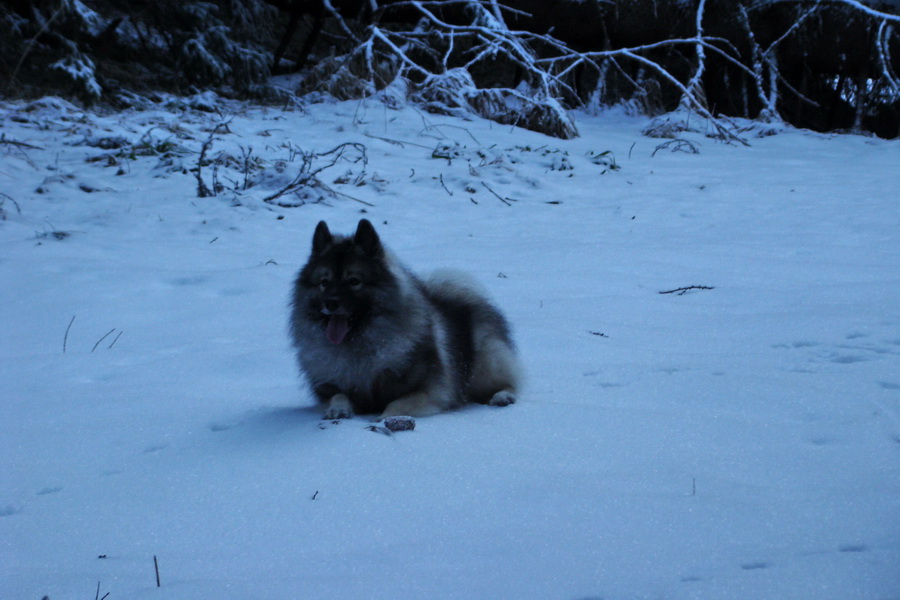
179,24 -> 271,91
412,69 -> 579,139
50,52 -> 102,102
1,0 -> 277,104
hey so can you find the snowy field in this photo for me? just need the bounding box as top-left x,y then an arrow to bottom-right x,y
1,94 -> 899,600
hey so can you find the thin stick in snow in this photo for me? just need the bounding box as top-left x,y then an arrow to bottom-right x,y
108,330 -> 123,350
481,181 -> 513,206
93,581 -> 109,600
438,173 -> 453,196
659,286 -> 715,295
481,181 -> 516,206
91,329 -> 116,353
0,134 -> 44,151
194,121 -> 232,198
63,314 -> 76,353
0,192 -> 23,217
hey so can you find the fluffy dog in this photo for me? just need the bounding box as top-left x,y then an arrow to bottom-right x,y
289,219 -> 521,420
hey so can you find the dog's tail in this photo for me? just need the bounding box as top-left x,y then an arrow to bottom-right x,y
423,269 -> 491,302
424,269 -> 523,402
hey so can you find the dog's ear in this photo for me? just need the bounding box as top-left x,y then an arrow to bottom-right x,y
354,219 -> 382,255
312,221 -> 332,254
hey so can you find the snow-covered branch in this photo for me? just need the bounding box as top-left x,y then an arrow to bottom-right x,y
819,0 -> 900,22
4,0 -> 896,139
737,0 -> 898,126
876,21 -> 900,96
621,49 -> 749,145
684,0 -> 708,104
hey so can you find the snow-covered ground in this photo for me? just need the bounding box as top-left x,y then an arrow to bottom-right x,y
2,95 -> 899,600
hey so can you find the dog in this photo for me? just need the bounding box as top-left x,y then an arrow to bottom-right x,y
289,218 -> 521,420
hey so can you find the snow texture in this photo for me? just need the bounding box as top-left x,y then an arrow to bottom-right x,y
1,94 -> 899,600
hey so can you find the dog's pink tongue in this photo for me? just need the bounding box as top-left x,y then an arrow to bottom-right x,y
326,314 -> 350,344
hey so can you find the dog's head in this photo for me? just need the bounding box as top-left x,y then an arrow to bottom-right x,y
298,219 -> 391,345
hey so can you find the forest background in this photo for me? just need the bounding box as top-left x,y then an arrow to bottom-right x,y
2,0 -> 899,141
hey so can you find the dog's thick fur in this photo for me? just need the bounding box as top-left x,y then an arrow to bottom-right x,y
290,219 -> 521,420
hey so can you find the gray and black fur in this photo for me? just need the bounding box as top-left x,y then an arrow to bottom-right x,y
290,219 -> 522,420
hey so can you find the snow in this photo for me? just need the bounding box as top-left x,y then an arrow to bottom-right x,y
2,95 -> 899,600
67,0 -> 107,37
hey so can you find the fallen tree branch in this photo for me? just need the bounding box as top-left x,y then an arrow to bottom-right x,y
262,142 -> 373,207
652,138 -> 701,156
0,134 -> 44,151
659,285 -> 715,295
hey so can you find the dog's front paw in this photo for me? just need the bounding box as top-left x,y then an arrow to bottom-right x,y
323,407 -> 353,420
488,390 -> 516,407
323,394 -> 354,420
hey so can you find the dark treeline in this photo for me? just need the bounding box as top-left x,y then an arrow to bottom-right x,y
2,0 -> 898,139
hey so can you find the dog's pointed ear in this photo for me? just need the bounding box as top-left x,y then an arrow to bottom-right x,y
354,219 -> 382,255
312,221 -> 332,254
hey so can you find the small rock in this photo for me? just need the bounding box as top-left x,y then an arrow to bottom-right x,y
383,416 -> 416,432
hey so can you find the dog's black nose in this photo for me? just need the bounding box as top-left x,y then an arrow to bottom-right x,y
324,298 -> 341,312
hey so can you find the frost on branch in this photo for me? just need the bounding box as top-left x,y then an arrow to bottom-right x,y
180,25 -> 271,91
290,1 -> 580,138
275,0 -> 896,138
415,68 -> 476,118
413,69 -> 579,139
51,53 -> 102,102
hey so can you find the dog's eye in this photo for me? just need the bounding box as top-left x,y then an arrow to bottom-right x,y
318,277 -> 331,290
346,276 -> 363,289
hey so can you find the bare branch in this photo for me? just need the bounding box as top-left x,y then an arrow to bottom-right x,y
535,37 -> 739,67
193,120 -> 232,198
0,134 -> 44,151
262,143 -> 373,207
659,285 -> 715,295
765,1 -> 823,53
322,0 -> 359,42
